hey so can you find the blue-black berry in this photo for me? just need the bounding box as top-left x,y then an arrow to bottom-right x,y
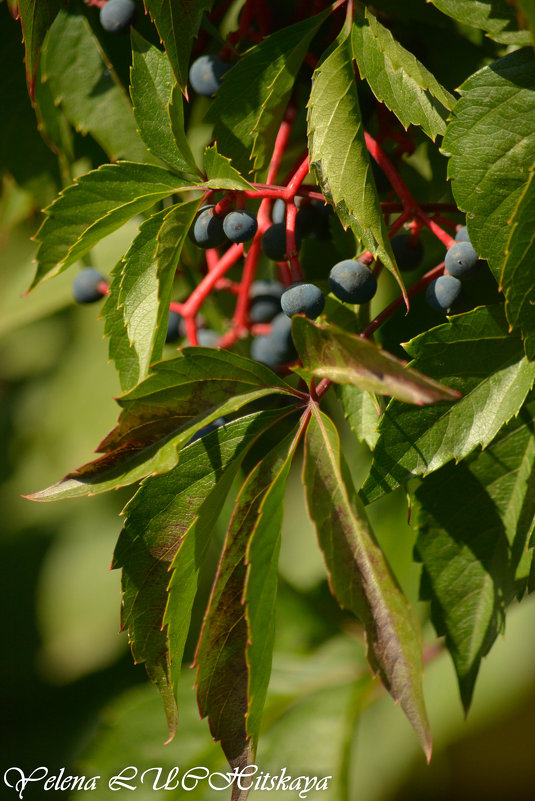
190,205 -> 227,249
426,275 -> 462,313
166,310 -> 182,343
281,283 -> 325,319
197,329 -> 220,347
329,259 -> 377,304
72,268 -> 106,304
445,241 -> 479,279
249,280 -> 285,323
391,233 -> 424,272
272,198 -> 286,224
189,55 -> 230,97
455,225 -> 470,244
261,223 -> 301,261
99,0 -> 136,32
222,210 -> 258,244
251,313 -> 296,369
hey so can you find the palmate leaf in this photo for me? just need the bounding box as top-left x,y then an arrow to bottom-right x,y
292,316 -> 460,405
307,32 -> 402,291
428,0 -> 531,45
303,409 -> 431,761
41,12 -> 149,164
113,410 -> 289,739
442,47 -> 535,359
32,162 -> 188,287
361,305 -> 535,504
415,398 -> 535,711
352,8 -> 455,142
203,144 -> 255,190
143,0 -> 215,92
195,425 -> 299,790
207,11 -> 329,177
130,30 -> 199,175
27,350 -> 301,500
18,0 -> 62,97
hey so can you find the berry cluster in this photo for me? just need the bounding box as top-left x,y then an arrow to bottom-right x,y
426,226 -> 481,313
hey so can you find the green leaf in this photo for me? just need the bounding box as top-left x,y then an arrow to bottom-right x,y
195,428 -> 298,772
502,167 -> 535,360
41,12 -> 149,163
143,0 -> 215,91
415,398 -> 535,710
517,0 -> 535,43
18,0 -> 62,96
130,30 -> 199,175
336,384 -> 381,450
203,144 -> 255,190
361,305 -> 535,504
118,200 -> 199,385
113,410 -> 285,740
102,262 -> 141,392
303,409 -> 431,761
292,316 -> 460,405
168,83 -> 200,176
307,33 -> 402,290
207,11 -> 329,176
351,9 -> 455,142
27,349 -> 300,500
33,162 -> 187,287
428,0 -> 531,44
442,47 -> 535,352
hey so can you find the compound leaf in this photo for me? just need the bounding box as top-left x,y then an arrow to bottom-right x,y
292,316 -> 460,405
203,144 -> 255,190
442,47 -> 535,358
208,11 -> 329,176
428,0 -> 531,45
361,305 -> 535,503
307,32 -> 402,290
415,398 -> 535,710
28,350 -> 300,500
41,12 -> 149,163
114,410 -> 284,739
303,409 -> 431,761
18,0 -> 62,97
352,9 -> 455,141
130,30 -> 198,175
143,0 -> 215,91
33,162 -> 187,287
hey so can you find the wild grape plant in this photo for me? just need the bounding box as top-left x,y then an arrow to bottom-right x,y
9,0 -> 535,791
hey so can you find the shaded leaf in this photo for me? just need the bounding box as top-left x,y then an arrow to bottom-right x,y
307,33 -> 402,289
168,82 -> 199,176
18,0 -> 62,96
292,316 -> 460,405
114,410 -> 286,739
428,0 -> 531,44
195,427 -> 298,779
33,162 -> 187,287
442,47 -> 535,354
28,350 -> 300,500
352,8 -> 455,141
208,11 -> 329,176
102,262 -> 141,392
415,398 -> 535,710
130,30 -> 198,175
336,384 -> 381,450
41,12 -> 149,163
361,305 -> 535,503
203,144 -> 255,190
303,409 -> 431,760
143,0 -> 215,91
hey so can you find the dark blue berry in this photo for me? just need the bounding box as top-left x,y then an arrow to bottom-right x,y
197,329 -> 220,347
188,417 -> 226,444
249,280 -> 285,323
189,55 -> 230,97
455,225 -> 470,243
261,223 -> 301,261
166,310 -> 182,343
190,205 -> 227,249
329,259 -> 377,304
281,283 -> 325,319
391,233 -> 424,272
251,313 -> 296,369
272,198 -> 286,224
222,210 -> 258,243
72,268 -> 106,304
445,241 -> 479,279
426,275 -> 462,313
99,0 -> 136,32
